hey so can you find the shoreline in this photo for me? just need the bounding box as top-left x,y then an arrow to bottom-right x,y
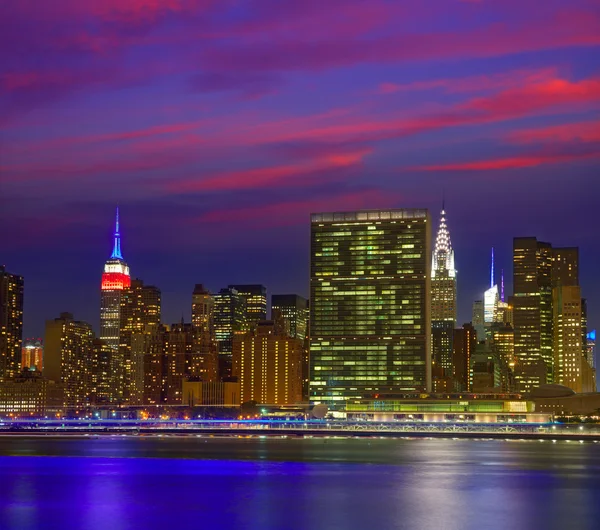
1,428 -> 599,441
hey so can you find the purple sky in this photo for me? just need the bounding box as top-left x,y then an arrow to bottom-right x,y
1,0 -> 599,338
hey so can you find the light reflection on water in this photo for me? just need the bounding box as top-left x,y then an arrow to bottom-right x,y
0,437 -> 599,530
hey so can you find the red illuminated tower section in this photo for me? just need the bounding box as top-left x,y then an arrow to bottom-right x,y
100,207 -> 130,401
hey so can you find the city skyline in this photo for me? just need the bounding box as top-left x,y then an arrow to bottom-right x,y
2,203 -> 598,340
1,1 -> 599,338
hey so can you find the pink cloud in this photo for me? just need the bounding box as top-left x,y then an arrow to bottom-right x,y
166,147 -> 373,193
508,120 -> 600,144
376,68 -> 560,95
416,151 -> 600,172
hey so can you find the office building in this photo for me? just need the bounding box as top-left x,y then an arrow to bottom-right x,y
192,284 -> 214,332
191,284 -> 219,383
271,294 -> 309,341
470,342 -> 506,393
0,370 -> 59,417
551,248 -> 595,392
44,312 -> 94,409
430,208 -> 457,389
21,339 -> 43,372
100,207 -> 131,356
116,278 -> 161,402
309,209 -> 431,407
89,339 -> 112,405
229,284 -> 267,326
472,300 -> 485,341
272,294 -> 310,399
213,287 -> 246,378
513,237 -> 553,392
131,324 -> 166,405
0,265 -> 24,380
453,323 -> 476,392
233,321 -> 303,405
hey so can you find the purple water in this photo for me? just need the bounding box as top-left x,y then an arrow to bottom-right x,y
0,436 -> 599,530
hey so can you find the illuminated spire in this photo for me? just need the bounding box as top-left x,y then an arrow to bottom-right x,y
110,206 -> 123,260
501,269 -> 505,302
431,207 -> 455,278
490,247 -> 495,288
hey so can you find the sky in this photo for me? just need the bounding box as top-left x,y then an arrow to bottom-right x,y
1,0 -> 599,339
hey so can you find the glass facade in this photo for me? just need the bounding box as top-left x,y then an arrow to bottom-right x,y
0,265 -> 24,380
271,294 -> 309,341
309,209 -> 431,407
228,284 -> 267,327
513,238 -> 553,391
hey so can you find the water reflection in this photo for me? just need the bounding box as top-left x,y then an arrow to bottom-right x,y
0,438 -> 599,530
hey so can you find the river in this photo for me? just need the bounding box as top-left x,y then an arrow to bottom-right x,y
0,435 -> 599,529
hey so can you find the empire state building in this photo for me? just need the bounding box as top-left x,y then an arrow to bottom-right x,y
100,208 -> 131,400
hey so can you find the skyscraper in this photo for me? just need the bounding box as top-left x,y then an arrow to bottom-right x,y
191,284 -> 219,384
430,208 -> 457,388
271,294 -> 309,399
192,284 -> 214,332
484,248 -> 500,328
472,300 -> 485,340
453,323 -> 476,391
551,248 -> 595,392
117,279 -> 161,402
100,208 -> 131,354
513,237 -> 553,392
213,287 -> 246,378
89,338 -> 112,405
228,284 -> 267,327
271,294 -> 309,341
0,265 -> 24,380
44,312 -> 94,409
310,209 -> 431,407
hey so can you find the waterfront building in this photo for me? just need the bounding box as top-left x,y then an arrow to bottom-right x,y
430,208 -> 457,390
513,237 -> 553,392
0,370 -> 61,417
117,278 -> 161,403
344,393 -> 546,423
182,380 -> 240,407
531,384 -> 600,416
228,284 -> 267,327
21,339 -> 43,372
309,209 -> 431,406
453,323 -> 476,392
0,265 -> 24,380
44,312 -> 94,409
233,321 -> 303,405
100,208 -> 131,393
